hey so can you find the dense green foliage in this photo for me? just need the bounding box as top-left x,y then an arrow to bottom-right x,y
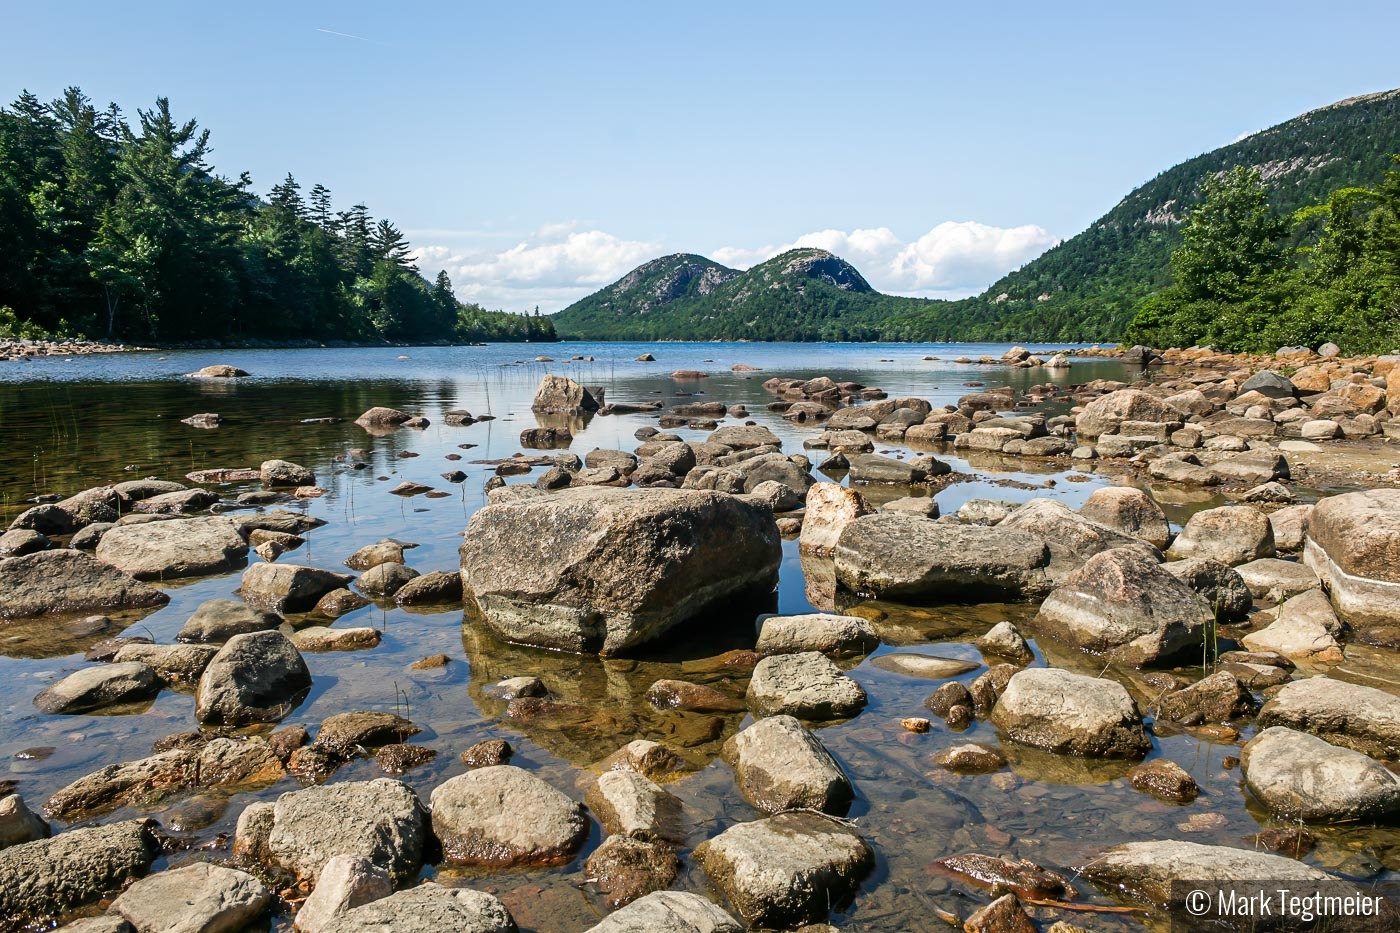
555,89 -> 1400,344
0,88 -> 554,344
1125,160 -> 1400,353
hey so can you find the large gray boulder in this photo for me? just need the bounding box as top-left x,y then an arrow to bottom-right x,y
239,563 -> 354,613
195,631 -> 312,726
319,884 -> 516,933
1078,487 -> 1171,550
834,512 -> 1055,600
722,715 -> 853,815
0,550 -> 168,620
459,488 -> 781,655
1242,726 -> 1400,821
34,662 -> 160,714
96,517 -> 249,581
263,779 -> 429,884
1166,505 -> 1275,566
1304,489 -> 1400,633
532,374 -> 600,414
747,652 -> 867,720
696,811 -> 873,929
430,766 -> 588,867
111,862 -> 271,933
1256,676 -> 1400,758
1033,548 -> 1211,666
0,820 -> 161,925
260,459 -> 315,487
1241,589 -> 1345,663
991,668 -> 1151,758
583,891 -> 740,933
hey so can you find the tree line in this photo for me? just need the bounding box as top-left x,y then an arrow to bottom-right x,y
0,87 -> 555,344
1125,160 -> 1400,354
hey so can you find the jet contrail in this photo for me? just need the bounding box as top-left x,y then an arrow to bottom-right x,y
316,27 -> 372,42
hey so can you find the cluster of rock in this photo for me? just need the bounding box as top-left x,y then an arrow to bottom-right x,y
1,337 -> 146,360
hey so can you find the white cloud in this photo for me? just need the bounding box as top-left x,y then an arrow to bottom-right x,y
714,221 -> 1057,299
411,223 -> 660,313
412,218 -> 1057,313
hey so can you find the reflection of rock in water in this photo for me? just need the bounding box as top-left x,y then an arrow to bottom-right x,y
0,609 -> 152,661
834,598 -> 1037,648
997,739 -> 1137,786
459,607 -> 765,770
800,553 -> 837,611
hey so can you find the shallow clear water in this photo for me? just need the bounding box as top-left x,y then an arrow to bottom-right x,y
2,342 -> 1397,931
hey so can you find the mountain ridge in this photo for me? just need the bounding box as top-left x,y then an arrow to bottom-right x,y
552,87 -> 1400,342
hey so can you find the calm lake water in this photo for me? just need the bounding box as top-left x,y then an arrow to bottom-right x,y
1,342 -> 1396,932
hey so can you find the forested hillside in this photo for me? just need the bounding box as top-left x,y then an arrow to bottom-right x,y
554,88 -> 1400,345
553,248 -> 941,341
0,88 -> 554,344
920,88 -> 1400,342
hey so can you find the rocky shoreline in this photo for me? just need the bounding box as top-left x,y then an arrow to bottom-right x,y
2,349 -> 1400,931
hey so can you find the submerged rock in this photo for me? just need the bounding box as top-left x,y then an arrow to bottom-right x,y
696,811 -> 874,929
460,487 -> 781,655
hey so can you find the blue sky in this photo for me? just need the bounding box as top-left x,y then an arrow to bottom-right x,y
5,1 -> 1400,312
